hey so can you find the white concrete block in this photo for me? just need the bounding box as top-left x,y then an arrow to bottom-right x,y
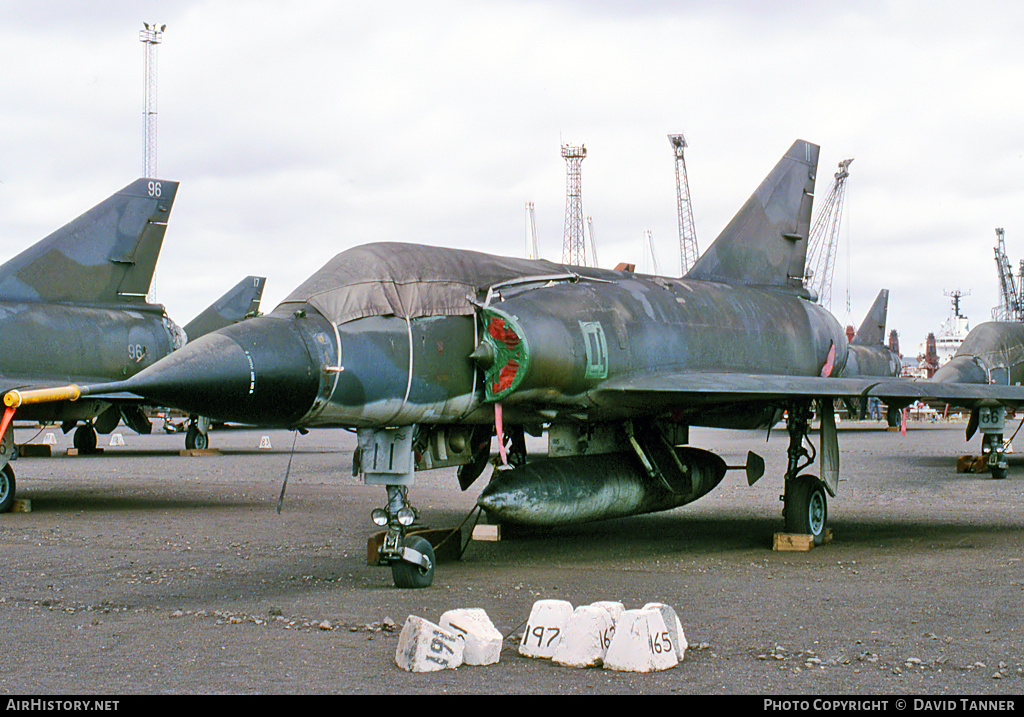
603,608 -> 679,672
553,605 -> 616,668
43,433 -> 56,445
258,436 -> 273,449
642,602 -> 688,661
519,599 -> 574,659
440,608 -> 503,666
395,615 -> 464,672
589,600 -> 625,623
109,433 -> 125,447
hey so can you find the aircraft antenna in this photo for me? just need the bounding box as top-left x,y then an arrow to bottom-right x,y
139,23 -> 165,178
644,230 -> 660,275
525,202 -> 539,260
992,228 -> 1023,321
587,216 -> 599,268
668,134 -> 699,275
561,144 -> 587,266
805,158 -> 853,310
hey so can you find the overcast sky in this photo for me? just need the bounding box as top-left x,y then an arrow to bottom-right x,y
1,1 -> 1022,355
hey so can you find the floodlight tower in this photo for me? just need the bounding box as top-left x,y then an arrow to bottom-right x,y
139,23 -> 165,178
561,144 -> 587,266
668,134 -> 699,275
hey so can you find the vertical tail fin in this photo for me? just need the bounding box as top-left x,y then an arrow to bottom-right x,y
852,289 -> 889,346
183,276 -> 267,341
684,140 -> 818,294
0,178 -> 179,304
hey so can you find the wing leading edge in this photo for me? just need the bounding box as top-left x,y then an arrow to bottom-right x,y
590,371 -> 1024,407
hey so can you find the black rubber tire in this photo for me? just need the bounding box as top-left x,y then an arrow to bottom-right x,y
391,535 -> 435,589
73,424 -> 97,453
784,474 -> 828,544
991,464 -> 1008,480
0,464 -> 14,513
185,425 -> 209,451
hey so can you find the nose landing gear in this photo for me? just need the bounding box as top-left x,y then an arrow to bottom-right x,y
369,485 -> 436,589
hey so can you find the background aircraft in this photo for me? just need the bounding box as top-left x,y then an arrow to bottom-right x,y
9,141 -> 1024,589
0,178 -> 181,512
0,179 -> 265,511
839,289 -> 901,420
176,274 -> 266,450
929,320 -> 1024,479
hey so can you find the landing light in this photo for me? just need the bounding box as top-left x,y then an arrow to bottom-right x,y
397,507 -> 416,526
371,508 -> 388,526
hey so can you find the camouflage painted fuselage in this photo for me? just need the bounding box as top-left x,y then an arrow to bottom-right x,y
473,275 -> 847,428
932,321 -> 1024,387
112,258 -> 848,433
0,299 -> 181,423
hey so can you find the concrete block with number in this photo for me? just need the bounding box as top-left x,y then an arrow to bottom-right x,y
395,615 -> 465,672
589,600 -> 625,623
642,602 -> 688,661
603,608 -> 678,672
519,599 -> 574,659
439,608 -> 502,666
553,605 -> 616,668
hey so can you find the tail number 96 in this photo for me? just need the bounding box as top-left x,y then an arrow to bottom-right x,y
129,343 -> 148,363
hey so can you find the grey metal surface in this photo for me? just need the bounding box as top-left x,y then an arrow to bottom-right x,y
183,275 -> 266,341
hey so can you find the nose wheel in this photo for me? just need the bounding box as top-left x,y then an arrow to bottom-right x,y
370,485 -> 435,589
390,535 -> 436,589
184,416 -> 210,450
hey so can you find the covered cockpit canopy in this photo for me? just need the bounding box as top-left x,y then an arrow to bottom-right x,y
279,242 -> 571,324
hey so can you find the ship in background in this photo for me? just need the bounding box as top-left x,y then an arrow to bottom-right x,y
909,290 -> 970,378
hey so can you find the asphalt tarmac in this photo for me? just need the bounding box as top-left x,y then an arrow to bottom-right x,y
1,418 -> 1023,697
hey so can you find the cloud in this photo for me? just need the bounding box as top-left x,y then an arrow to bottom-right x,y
0,0 -> 1022,351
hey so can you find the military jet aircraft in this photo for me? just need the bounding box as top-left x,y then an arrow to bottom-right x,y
8,141 -> 1024,589
843,290 -> 901,381
183,275 -> 266,341
0,178 -> 182,509
839,289 -> 902,420
0,178 -> 266,511
929,320 -> 1024,479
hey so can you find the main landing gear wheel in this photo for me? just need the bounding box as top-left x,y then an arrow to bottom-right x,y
785,474 -> 828,545
185,424 -> 208,450
0,464 -> 15,513
73,424 -> 97,453
391,535 -> 435,589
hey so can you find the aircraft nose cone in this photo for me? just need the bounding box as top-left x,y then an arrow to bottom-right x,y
125,315 -> 321,426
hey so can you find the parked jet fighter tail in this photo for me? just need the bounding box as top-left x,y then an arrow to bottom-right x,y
184,276 -> 266,341
685,140 -> 818,295
851,289 -> 890,347
0,178 -> 182,511
0,178 -> 178,305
